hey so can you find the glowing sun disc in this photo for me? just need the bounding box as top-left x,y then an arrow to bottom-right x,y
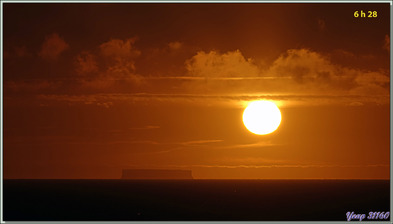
243,101 -> 282,135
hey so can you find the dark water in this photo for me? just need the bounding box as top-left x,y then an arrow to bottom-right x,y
3,179 -> 390,221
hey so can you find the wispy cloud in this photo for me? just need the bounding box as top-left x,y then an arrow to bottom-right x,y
180,139 -> 223,145
147,140 -> 276,155
210,141 -> 276,150
8,136 -> 223,148
36,92 -> 389,108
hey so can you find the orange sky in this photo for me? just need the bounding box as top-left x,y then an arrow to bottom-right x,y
3,3 -> 390,179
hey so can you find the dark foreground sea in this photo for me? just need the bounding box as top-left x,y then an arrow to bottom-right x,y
3,179 -> 390,221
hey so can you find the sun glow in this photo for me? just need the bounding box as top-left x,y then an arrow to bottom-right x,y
242,101 -> 282,135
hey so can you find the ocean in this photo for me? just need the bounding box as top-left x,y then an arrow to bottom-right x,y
3,179 -> 390,221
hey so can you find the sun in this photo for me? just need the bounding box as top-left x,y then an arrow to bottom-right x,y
242,101 -> 282,135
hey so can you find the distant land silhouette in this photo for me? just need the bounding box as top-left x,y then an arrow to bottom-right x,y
121,169 -> 193,179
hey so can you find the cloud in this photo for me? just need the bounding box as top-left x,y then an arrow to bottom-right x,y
181,139 -> 223,145
8,45 -> 389,107
22,137 -> 222,150
267,48 -> 389,95
38,33 -> 69,60
183,48 -> 388,98
383,34 -> 390,51
185,50 -> 260,77
176,48 -> 388,105
350,70 -> 390,95
99,38 -> 141,59
269,48 -> 340,83
151,140 -> 278,155
36,92 -> 389,108
218,157 -> 289,165
328,49 -> 382,71
212,141 -> 276,150
147,139 -> 226,154
96,101 -> 113,108
75,37 -> 143,89
75,51 -> 98,74
348,101 -> 364,107
98,38 -> 141,76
